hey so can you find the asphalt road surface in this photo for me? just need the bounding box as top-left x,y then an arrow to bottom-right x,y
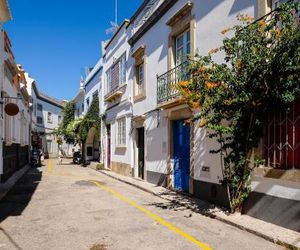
0,160 -> 283,250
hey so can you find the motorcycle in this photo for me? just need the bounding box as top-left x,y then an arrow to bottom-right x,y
73,151 -> 82,164
31,149 -> 41,167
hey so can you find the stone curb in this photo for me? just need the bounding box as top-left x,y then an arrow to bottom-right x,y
92,167 -> 298,250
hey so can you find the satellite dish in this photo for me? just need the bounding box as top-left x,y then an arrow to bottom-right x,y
5,103 -> 19,116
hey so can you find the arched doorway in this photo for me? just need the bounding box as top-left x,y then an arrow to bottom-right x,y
85,127 -> 100,161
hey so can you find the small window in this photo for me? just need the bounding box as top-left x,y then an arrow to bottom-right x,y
135,63 -> 144,96
93,91 -> 98,100
58,115 -> 62,124
37,116 -> 43,124
117,117 -> 126,146
106,53 -> 126,94
47,112 -> 53,123
37,103 -> 43,111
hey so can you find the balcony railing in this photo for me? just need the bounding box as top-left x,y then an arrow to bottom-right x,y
157,61 -> 190,104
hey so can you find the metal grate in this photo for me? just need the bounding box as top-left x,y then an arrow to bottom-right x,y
264,98 -> 300,169
157,61 -> 190,104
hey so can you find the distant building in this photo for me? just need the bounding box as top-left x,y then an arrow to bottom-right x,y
83,58 -> 102,162
26,74 -> 66,158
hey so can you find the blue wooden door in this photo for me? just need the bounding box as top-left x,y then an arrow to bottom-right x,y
173,120 -> 190,192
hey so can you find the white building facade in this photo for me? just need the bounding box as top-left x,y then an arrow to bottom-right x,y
27,77 -> 65,159
102,20 -> 134,175
70,0 -> 299,231
0,3 -> 31,183
100,0 -> 257,206
83,58 -> 103,161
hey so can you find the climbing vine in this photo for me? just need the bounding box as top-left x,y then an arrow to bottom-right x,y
179,2 -> 300,211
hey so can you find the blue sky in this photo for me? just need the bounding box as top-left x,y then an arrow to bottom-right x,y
5,0 -> 143,100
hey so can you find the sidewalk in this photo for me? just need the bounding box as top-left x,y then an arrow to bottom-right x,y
89,163 -> 300,250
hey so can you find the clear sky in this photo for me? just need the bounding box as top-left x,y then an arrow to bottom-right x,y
5,0 -> 143,100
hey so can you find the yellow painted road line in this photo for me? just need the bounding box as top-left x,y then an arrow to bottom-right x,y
90,180 -> 212,250
47,160 -> 52,172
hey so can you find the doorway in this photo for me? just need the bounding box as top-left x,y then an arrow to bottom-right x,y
137,127 -> 145,179
173,120 -> 190,192
107,124 -> 111,169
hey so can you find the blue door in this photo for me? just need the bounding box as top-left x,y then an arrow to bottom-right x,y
173,120 -> 190,192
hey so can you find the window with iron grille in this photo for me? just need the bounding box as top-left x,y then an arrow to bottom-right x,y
106,53 -> 126,94
264,98 -> 300,169
117,117 -> 126,146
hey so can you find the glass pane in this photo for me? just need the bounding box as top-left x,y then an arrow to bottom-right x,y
186,30 -> 190,43
176,35 -> 184,49
186,42 -> 191,56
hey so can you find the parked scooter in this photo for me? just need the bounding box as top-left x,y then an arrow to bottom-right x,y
72,151 -> 82,164
31,149 -> 41,167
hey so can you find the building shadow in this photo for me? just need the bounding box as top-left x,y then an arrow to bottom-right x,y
242,168 -> 300,232
145,189 -> 229,217
0,167 -> 42,223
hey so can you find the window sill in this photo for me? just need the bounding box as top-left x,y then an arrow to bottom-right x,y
104,83 -> 127,103
115,145 -> 127,149
133,92 -> 146,102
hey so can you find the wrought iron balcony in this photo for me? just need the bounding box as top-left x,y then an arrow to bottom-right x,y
157,61 -> 190,105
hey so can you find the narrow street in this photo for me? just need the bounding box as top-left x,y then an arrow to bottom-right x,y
0,160 -> 282,250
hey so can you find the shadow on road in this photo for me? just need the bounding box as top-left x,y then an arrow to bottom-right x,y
145,190 -> 230,217
0,167 -> 42,223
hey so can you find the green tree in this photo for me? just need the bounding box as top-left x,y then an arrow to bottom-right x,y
179,2 -> 300,211
57,101 -> 76,144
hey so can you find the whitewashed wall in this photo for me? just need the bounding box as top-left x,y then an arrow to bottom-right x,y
128,0 -> 256,185
102,23 -> 134,170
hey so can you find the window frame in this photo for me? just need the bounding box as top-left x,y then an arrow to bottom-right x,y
106,52 -> 127,94
37,116 -> 43,124
116,117 -> 126,147
175,29 -> 191,65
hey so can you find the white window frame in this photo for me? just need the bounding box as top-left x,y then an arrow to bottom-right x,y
135,62 -> 145,96
116,117 -> 126,147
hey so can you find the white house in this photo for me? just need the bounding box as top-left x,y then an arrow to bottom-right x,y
26,74 -> 65,159
83,58 -> 103,161
102,20 -> 134,176
99,0 -> 256,207
64,0 -> 299,231
0,9 -> 31,183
